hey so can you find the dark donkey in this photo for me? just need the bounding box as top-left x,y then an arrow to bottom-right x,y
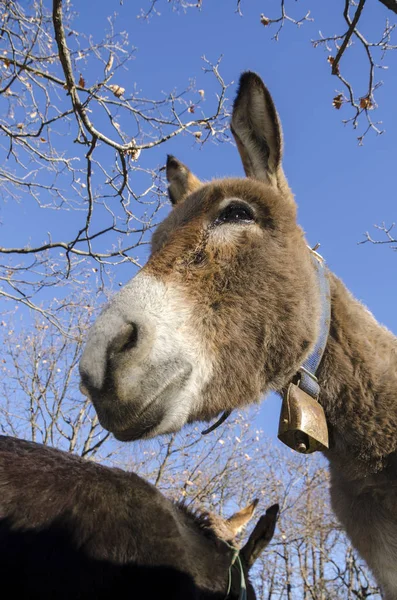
0,435 -> 278,599
80,72 -> 397,597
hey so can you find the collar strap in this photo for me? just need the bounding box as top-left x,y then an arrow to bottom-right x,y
277,246 -> 331,454
201,410 -> 231,435
225,545 -> 247,600
298,248 -> 331,399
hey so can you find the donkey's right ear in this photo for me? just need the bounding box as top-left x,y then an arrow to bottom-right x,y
231,72 -> 288,193
166,155 -> 202,206
240,503 -> 279,570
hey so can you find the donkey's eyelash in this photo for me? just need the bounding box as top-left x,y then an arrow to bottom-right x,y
214,202 -> 255,225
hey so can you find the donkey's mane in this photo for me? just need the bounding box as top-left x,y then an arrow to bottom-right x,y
177,501 -> 235,545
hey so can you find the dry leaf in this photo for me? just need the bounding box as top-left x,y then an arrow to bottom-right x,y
78,74 -> 85,88
198,89 -> 205,99
194,131 -> 202,139
127,146 -> 141,161
40,137 -> 47,143
328,56 -> 339,74
109,84 -> 125,98
360,96 -> 373,110
260,14 -> 270,26
332,94 -> 343,110
3,59 -> 10,69
188,105 -> 195,113
16,123 -> 23,130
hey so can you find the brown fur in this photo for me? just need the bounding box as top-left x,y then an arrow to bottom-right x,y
0,435 -> 278,599
148,177 -> 320,421
80,72 -> 397,597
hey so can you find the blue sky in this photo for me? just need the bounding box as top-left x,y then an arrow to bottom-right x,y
2,0 -> 396,438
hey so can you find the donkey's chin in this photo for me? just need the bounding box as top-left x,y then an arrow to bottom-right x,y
112,415 -> 164,442
109,369 -> 195,441
111,402 -> 190,441
112,410 -> 182,441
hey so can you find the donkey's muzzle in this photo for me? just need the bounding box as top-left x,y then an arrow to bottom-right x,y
79,272 -> 208,440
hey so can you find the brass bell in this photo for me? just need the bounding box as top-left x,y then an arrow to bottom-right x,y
278,383 -> 329,454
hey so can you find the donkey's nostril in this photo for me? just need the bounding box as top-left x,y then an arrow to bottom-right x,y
109,322 -> 139,356
121,323 -> 139,353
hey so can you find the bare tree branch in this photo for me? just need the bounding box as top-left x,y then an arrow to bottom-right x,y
360,223 -> 397,250
260,0 -> 313,42
0,0 -> 230,326
332,0 -> 367,76
233,0 -> 397,143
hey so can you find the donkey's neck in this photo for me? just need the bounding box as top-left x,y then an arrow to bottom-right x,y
317,273 -> 397,480
176,507 -> 231,595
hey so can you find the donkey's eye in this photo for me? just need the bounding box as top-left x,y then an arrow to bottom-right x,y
215,202 -> 255,225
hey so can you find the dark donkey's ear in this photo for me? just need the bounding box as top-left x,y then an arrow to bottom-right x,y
240,503 -> 279,569
231,72 -> 288,193
166,155 -> 202,206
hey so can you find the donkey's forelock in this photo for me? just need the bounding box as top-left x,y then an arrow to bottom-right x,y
79,72 -> 322,440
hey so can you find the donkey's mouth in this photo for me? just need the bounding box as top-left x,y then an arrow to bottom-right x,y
110,367 -> 192,441
113,422 -> 159,442
112,417 -> 160,442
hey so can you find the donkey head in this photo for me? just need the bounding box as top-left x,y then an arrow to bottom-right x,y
204,500 -> 279,600
79,72 -> 322,441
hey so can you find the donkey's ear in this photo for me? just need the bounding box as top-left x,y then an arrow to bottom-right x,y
231,72 -> 287,191
166,155 -> 202,206
226,499 -> 259,537
240,503 -> 279,569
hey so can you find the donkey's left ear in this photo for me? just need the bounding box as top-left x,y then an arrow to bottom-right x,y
166,155 -> 202,206
231,72 -> 288,192
226,499 -> 259,537
240,503 -> 279,569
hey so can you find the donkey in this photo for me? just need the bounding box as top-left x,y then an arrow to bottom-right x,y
79,72 -> 397,598
0,435 -> 278,599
